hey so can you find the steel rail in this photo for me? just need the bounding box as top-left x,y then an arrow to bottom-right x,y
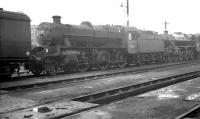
176,104 -> 200,119
1,60 -> 200,94
1,71 -> 200,118
3,59 -> 200,82
56,71 -> 200,119
71,71 -> 200,104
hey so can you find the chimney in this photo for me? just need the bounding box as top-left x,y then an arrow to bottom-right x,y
52,15 -> 61,24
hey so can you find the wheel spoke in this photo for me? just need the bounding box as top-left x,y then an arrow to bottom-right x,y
46,62 -> 58,76
98,52 -> 110,70
30,62 -> 43,75
117,57 -> 127,68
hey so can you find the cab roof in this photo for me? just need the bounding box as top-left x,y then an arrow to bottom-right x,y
0,9 -> 30,21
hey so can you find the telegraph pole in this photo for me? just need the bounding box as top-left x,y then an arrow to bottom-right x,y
163,21 -> 169,34
121,0 -> 129,27
126,0 -> 129,27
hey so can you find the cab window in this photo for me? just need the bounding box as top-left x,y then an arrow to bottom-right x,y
128,33 -> 132,41
128,33 -> 137,41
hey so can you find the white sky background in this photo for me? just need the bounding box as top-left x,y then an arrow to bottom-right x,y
1,0 -> 200,34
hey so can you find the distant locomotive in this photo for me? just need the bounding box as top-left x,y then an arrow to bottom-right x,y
29,16 -> 200,75
0,9 -> 31,78
170,32 -> 199,61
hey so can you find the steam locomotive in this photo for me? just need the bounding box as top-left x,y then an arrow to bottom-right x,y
29,16 -> 200,75
1,9 -> 200,78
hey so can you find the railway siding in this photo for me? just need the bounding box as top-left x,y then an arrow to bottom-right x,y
1,67 -> 200,118
1,60 -> 199,90
10,64 -> 200,102
66,77 -> 200,119
2,71 -> 199,119
1,64 -> 200,118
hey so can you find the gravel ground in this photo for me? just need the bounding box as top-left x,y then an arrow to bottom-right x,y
1,64 -> 200,118
66,77 -> 200,119
0,95 -> 38,113
1,100 -> 98,119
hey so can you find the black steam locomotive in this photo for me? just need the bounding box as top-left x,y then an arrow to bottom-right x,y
29,16 -> 200,75
1,9 -> 200,78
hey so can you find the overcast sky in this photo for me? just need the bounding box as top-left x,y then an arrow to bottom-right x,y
1,0 -> 200,34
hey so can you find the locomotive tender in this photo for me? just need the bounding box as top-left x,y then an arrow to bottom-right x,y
29,16 -> 200,75
0,9 -> 31,77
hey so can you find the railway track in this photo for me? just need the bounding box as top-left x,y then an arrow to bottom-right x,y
1,60 -> 200,95
1,69 -> 200,119
4,59 -> 200,82
176,104 -> 200,119
57,71 -> 200,118
71,71 -> 200,104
